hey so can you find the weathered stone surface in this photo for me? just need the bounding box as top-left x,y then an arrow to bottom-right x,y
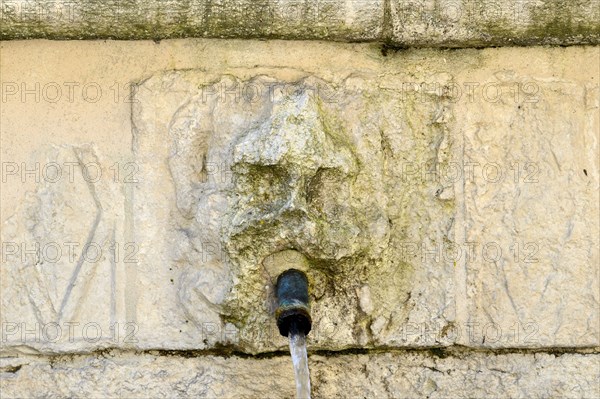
453,70 -> 600,347
1,351 -> 598,398
132,69 -> 455,352
0,144 -> 129,353
0,0 -> 384,41
390,0 -> 600,47
1,41 -> 598,360
1,1 -> 599,46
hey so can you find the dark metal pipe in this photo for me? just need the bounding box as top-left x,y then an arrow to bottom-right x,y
275,269 -> 312,337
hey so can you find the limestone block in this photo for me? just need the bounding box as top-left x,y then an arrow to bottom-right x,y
131,69 -> 456,352
2,0 -> 599,46
1,41 -> 597,357
0,0 -> 383,41
0,145 -> 129,353
455,75 -> 600,347
1,351 -> 598,398
390,0 -> 600,47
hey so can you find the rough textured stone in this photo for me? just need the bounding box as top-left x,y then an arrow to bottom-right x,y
0,0 -> 384,41
131,70 -> 455,352
454,74 -> 600,347
1,41 -> 598,359
1,351 -> 599,398
390,0 -> 600,47
0,144 -> 129,353
1,1 -> 599,47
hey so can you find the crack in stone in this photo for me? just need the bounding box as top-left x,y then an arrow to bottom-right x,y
2,345 -> 599,363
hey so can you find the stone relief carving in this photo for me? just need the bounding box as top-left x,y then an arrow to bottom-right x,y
1,145 -> 125,350
143,72 -> 448,352
1,70 -> 456,353
165,75 -> 391,349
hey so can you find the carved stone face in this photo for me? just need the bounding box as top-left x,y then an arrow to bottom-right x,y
167,76 -> 388,265
166,75 -> 390,350
227,90 -> 366,261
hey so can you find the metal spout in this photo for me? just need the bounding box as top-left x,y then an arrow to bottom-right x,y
275,269 -> 311,337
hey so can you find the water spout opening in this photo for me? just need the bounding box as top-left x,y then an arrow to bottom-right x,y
275,269 -> 312,337
275,269 -> 312,399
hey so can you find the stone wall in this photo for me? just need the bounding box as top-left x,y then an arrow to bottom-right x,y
1,0 -> 599,46
2,350 -> 598,398
0,31 -> 599,399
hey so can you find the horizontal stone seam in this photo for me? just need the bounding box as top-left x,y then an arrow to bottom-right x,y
2,345 -> 599,363
1,36 -> 600,48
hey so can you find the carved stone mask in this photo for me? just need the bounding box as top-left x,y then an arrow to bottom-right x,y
226,88 -> 376,262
